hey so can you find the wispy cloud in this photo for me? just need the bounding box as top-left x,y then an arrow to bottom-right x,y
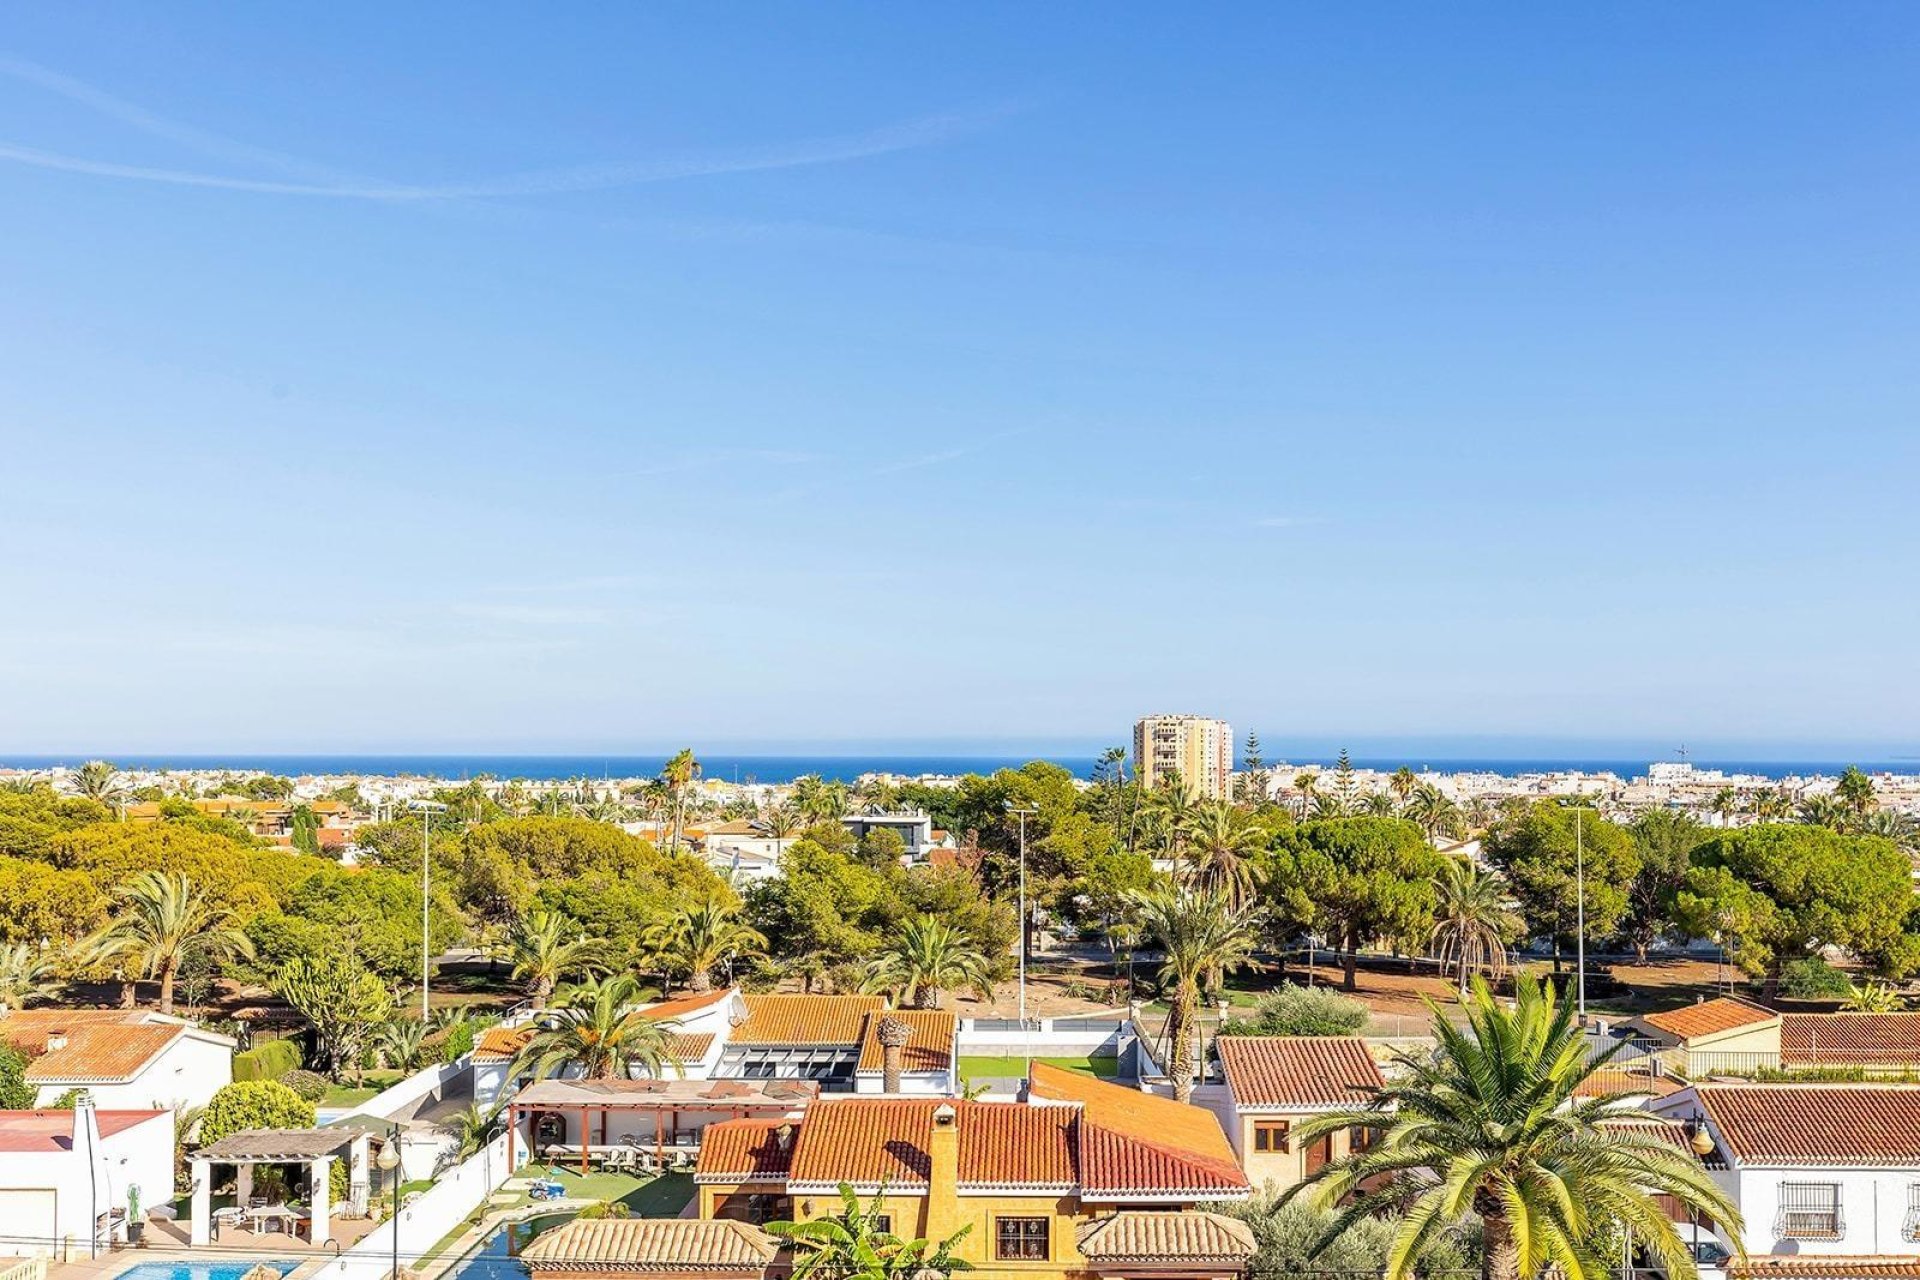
0,54 -> 1014,201
867,428 -> 1027,477
627,448 -> 820,479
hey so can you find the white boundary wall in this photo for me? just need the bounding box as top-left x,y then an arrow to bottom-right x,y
309,1131 -> 510,1280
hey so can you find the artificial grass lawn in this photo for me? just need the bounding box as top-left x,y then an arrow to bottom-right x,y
320,1068 -> 407,1107
957,1054 -> 1120,1081
512,1168 -> 697,1217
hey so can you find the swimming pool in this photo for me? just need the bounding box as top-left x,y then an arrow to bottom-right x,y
115,1262 -> 299,1280
442,1213 -> 575,1280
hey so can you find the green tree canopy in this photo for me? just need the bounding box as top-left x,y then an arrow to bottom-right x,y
247,865 -> 463,980
1675,823 -> 1920,986
1286,816 -> 1445,990
200,1081 -> 315,1145
1482,803 -> 1638,964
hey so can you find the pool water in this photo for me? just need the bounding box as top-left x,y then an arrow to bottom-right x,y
444,1213 -> 575,1280
116,1263 -> 299,1280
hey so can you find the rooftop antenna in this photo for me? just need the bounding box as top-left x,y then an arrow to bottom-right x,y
1677,744 -> 1690,763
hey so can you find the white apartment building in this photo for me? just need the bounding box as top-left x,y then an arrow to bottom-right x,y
1134,715 -> 1233,800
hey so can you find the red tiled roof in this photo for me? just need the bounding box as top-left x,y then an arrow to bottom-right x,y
0,1109 -> 168,1153
786,1097 -> 1076,1189
1731,1259 -> 1920,1279
695,1118 -> 796,1183
1027,1063 -> 1248,1197
734,995 -> 883,1046
1640,997 -> 1778,1042
1216,1037 -> 1385,1109
642,989 -> 737,1022
473,1024 -> 712,1065
0,1009 -> 150,1054
1699,1084 -> 1920,1165
1076,1212 -> 1256,1262
855,1010 -> 956,1073
522,1219 -> 778,1271
26,1024 -> 185,1084
1782,1013 -> 1920,1065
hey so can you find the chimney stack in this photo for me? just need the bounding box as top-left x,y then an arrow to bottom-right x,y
45,1031 -> 67,1053
877,1016 -> 911,1094
926,1102 -> 959,1242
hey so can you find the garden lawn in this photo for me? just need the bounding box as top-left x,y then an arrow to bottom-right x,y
319,1069 -> 406,1107
512,1169 -> 696,1217
957,1054 -> 1120,1081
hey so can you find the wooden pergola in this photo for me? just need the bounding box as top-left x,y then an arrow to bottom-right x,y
506,1077 -> 818,1175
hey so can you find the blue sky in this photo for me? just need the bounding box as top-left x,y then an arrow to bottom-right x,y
1,6 -> 1916,756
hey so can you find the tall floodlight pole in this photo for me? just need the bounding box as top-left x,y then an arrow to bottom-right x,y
412,800 -> 448,1022
1575,804 -> 1587,1022
1009,806 -> 1038,1070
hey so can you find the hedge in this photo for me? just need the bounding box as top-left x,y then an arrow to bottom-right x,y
233,1038 -> 302,1082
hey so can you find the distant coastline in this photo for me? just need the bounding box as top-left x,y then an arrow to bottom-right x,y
3,752 -> 1916,784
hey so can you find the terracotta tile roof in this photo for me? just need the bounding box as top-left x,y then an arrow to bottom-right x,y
1027,1063 -> 1248,1198
1076,1212 -> 1257,1262
521,1219 -> 778,1272
1698,1084 -> 1920,1165
855,1010 -> 956,1073
472,1025 -> 533,1061
1216,1037 -> 1385,1109
642,989 -> 738,1021
0,1109 -> 168,1153
1782,1013 -> 1920,1065
695,1118 -> 797,1183
0,1009 -> 150,1054
26,1023 -> 186,1084
786,1097 -> 1076,1189
1730,1259 -> 1920,1280
1640,997 -> 1778,1042
735,994 -> 883,1046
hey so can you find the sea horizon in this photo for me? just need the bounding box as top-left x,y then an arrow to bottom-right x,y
3,751 -> 1916,784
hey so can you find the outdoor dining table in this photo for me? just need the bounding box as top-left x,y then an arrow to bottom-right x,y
245,1204 -> 305,1236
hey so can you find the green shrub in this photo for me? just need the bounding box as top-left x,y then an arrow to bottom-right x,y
1220,983 -> 1368,1037
200,1081 -> 315,1146
233,1038 -> 303,1082
1782,956 -> 1851,1000
278,1069 -> 329,1102
440,1021 -> 477,1064
0,1045 -> 34,1110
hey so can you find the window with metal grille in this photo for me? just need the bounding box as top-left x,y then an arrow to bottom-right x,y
995,1217 -> 1050,1261
1778,1182 -> 1841,1238
1904,1185 -> 1920,1241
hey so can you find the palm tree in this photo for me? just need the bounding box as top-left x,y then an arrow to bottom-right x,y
793,774 -> 851,824
1143,776 -> 1198,861
1127,887 -> 1260,1103
660,748 -> 700,852
0,943 -> 62,1011
1843,978 -> 1905,1012
511,974 -> 679,1081
758,801 -> 803,858
861,915 -> 993,1009
1388,767 -> 1418,805
1429,860 -> 1516,994
1798,794 -> 1848,830
768,1182 -> 972,1280
1291,772 -> 1319,821
71,760 -> 126,807
445,1101 -> 506,1159
1285,976 -> 1743,1280
85,871 -> 253,1015
1362,791 -> 1398,816
1710,788 -> 1739,827
1405,783 -> 1465,842
1836,766 -> 1877,821
645,900 -> 766,993
1179,800 -> 1265,905
377,1018 -> 429,1070
509,910 -> 613,1009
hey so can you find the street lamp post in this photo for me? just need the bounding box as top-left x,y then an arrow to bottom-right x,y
1008,806 -> 1038,1072
1574,805 -> 1587,1023
377,1131 -> 401,1280
411,801 -> 448,1023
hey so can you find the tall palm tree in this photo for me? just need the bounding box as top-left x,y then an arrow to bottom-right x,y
1143,776 -> 1198,861
1291,772 -> 1319,822
0,943 -> 62,1012
793,774 -> 851,824
1362,791 -> 1398,816
1405,783 -> 1465,842
861,915 -> 993,1009
1710,788 -> 1739,827
1798,794 -> 1848,830
72,760 -> 126,808
511,974 -> 679,1080
1126,887 -> 1260,1103
509,910 -> 613,1009
1429,860 -> 1516,994
1836,766 -> 1877,821
758,801 -> 803,858
660,749 -> 700,852
769,1183 -> 972,1280
85,871 -> 253,1015
1388,767 -> 1418,805
1179,800 -> 1265,905
1285,976 -> 1743,1280
644,900 -> 766,993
